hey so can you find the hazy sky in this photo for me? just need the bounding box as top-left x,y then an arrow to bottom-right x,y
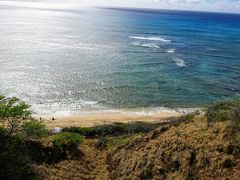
86,0 -> 240,12
1,0 -> 240,13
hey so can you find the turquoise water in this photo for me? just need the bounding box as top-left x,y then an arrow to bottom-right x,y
0,5 -> 240,115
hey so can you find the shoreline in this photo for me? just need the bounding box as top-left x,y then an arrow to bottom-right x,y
40,107 -> 201,128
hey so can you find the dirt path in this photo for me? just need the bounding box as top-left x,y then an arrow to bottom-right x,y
36,139 -> 110,179
80,139 -> 110,180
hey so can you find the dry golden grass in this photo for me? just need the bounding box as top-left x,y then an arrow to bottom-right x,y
34,115 -> 240,179
108,115 -> 240,179
34,139 -> 110,180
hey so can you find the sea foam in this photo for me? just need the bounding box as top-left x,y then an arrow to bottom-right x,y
141,43 -> 159,48
167,48 -> 175,53
129,36 -> 171,42
174,58 -> 186,67
131,41 -> 159,49
32,100 -> 100,118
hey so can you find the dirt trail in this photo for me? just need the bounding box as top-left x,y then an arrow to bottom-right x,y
80,140 -> 110,180
35,139 -> 110,179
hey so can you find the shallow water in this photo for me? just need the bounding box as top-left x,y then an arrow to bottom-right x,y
0,3 -> 240,116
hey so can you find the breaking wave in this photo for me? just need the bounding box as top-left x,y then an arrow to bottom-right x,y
129,36 -> 171,42
173,58 -> 186,67
167,48 -> 175,53
131,41 -> 159,48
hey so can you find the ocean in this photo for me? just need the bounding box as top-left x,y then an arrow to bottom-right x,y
0,3 -> 240,116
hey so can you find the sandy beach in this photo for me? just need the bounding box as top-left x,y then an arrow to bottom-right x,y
41,108 -> 197,128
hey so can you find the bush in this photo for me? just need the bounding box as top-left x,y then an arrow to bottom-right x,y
82,127 -> 99,137
0,129 -> 35,179
206,100 -> 240,125
63,122 -> 161,138
22,120 -> 48,138
0,95 -> 32,135
62,126 -> 83,134
49,132 -> 83,146
96,123 -> 128,136
128,122 -> 158,134
62,126 -> 99,137
0,96 -> 35,179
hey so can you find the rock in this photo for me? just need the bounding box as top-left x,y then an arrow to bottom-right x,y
52,127 -> 63,133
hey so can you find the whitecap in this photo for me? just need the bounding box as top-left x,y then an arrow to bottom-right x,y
81,101 -> 98,106
131,41 -> 159,49
129,36 -> 171,42
141,43 -> 159,49
173,58 -> 186,67
167,48 -> 175,53
131,41 -> 141,46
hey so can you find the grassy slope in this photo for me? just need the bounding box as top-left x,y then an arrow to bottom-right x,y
35,139 -> 109,180
109,115 -> 240,179
34,115 -> 240,180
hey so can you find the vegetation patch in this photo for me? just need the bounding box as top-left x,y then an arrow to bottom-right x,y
63,121 -> 162,138
0,127 -> 35,179
206,99 -> 240,125
48,132 -> 83,146
0,95 -> 32,135
22,120 -> 48,138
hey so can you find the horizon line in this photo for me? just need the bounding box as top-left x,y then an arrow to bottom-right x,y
97,6 -> 240,15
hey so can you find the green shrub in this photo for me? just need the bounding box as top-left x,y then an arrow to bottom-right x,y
0,130 -> 35,179
62,126 -> 84,134
0,95 -> 32,135
82,127 -> 99,137
0,96 -> 35,179
128,122 -> 158,134
62,122 -> 161,138
49,132 -> 83,146
62,126 -> 99,137
96,124 -> 128,136
22,120 -> 48,138
206,100 -> 240,125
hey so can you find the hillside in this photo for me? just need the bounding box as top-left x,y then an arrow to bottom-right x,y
108,115 -> 240,179
34,114 -> 240,179
1,97 -> 240,179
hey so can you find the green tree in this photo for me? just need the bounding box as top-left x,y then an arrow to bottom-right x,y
22,120 -> 48,138
0,95 -> 32,135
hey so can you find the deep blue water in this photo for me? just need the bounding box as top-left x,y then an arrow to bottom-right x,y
0,4 -> 240,115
